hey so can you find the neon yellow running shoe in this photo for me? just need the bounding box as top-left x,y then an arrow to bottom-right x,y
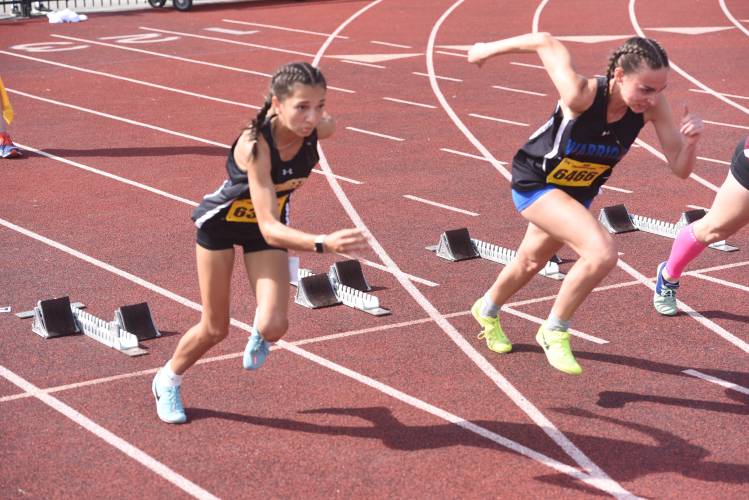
471,298 -> 512,353
535,325 -> 582,375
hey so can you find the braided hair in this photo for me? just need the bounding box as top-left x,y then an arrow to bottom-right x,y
604,37 -> 669,104
246,62 -> 327,159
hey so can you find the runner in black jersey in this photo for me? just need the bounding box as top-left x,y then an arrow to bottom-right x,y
466,34 -> 703,375
151,63 -> 368,424
653,135 -> 749,315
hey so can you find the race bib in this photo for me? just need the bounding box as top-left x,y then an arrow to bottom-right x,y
225,195 -> 288,223
546,158 -> 610,187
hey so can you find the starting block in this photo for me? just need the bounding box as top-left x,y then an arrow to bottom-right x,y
24,296 -> 149,356
115,302 -> 160,341
599,204 -> 738,252
426,228 -> 565,280
31,296 -> 82,339
291,260 -> 390,316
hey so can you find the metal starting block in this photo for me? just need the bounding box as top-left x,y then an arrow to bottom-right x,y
24,296 -> 148,356
291,260 -> 390,316
599,204 -> 738,252
426,228 -> 565,280
115,302 -> 160,341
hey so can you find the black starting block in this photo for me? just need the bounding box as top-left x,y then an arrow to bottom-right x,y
680,209 -> 706,225
427,228 -> 565,280
296,273 -> 341,308
31,296 -> 81,339
329,259 -> 371,292
598,204 -> 637,233
115,302 -> 160,341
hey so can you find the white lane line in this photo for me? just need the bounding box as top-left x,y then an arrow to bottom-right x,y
341,59 -> 386,69
703,119 -> 749,130
0,216 -> 600,489
629,1 -> 749,116
469,113 -> 529,127
345,126 -> 404,141
492,85 -> 547,96
0,366 -> 219,500
501,305 -> 609,344
221,19 -> 349,38
690,89 -> 749,101
616,259 -> 749,353
686,272 -> 749,292
382,97 -> 437,109
510,61 -> 545,70
0,50 -> 259,110
600,185 -> 633,193
412,71 -> 462,82
16,143 -> 200,206
635,138 -> 719,192
698,156 -> 730,165
429,3 -> 630,498
435,50 -> 466,57
440,147 -> 509,164
719,0 -> 749,37
8,88 -> 229,148
403,194 -> 479,216
336,252 -> 439,287
51,34 -> 272,78
682,369 -> 749,395
9,89 -> 362,185
139,26 -> 315,57
371,40 -> 412,49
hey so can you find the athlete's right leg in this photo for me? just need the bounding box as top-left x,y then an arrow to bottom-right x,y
153,244 -> 234,424
655,170 -> 749,315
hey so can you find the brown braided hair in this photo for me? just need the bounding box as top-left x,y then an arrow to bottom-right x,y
604,37 -> 669,104
245,62 -> 327,159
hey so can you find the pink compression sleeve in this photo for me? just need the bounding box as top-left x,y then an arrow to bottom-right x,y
665,223 -> 707,280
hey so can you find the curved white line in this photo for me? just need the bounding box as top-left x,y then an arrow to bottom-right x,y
629,0 -> 749,115
532,0 -> 552,33
425,2 -> 511,180
312,1 -> 633,497
719,0 -> 749,37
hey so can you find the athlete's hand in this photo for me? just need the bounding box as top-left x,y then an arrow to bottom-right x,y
680,104 -> 703,147
323,228 -> 369,254
467,42 -> 488,67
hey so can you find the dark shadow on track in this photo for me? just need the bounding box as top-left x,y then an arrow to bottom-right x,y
596,390 -> 749,414
509,343 -> 749,386
40,146 -> 226,158
187,405 -> 749,491
697,310 -> 749,323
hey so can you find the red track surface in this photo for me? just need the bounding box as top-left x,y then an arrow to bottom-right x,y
1,1 -> 748,498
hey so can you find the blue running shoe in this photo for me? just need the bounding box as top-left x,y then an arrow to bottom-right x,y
0,132 -> 21,159
152,371 -> 187,424
243,330 -> 269,370
654,261 -> 679,316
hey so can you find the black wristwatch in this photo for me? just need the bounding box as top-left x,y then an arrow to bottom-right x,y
314,234 -> 326,253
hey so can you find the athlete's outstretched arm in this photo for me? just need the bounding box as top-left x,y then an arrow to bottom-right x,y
237,133 -> 367,254
468,32 -> 595,114
648,98 -> 703,178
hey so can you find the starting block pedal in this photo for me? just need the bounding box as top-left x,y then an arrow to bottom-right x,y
427,228 -> 565,280
292,262 -> 390,316
329,259 -> 371,292
600,204 -> 738,252
31,296 -> 81,339
115,302 -> 160,341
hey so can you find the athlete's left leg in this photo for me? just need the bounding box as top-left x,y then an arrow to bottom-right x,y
241,249 -> 290,369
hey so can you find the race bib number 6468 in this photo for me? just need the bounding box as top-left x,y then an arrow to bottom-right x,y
546,158 -> 610,187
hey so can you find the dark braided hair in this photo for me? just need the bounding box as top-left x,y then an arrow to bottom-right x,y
604,37 -> 669,104
246,62 -> 327,159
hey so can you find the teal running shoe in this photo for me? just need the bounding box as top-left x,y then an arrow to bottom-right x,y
243,330 -> 270,370
152,371 -> 187,424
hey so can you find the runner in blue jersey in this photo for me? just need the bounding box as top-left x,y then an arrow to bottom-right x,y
466,34 -> 703,374
152,62 -> 368,424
